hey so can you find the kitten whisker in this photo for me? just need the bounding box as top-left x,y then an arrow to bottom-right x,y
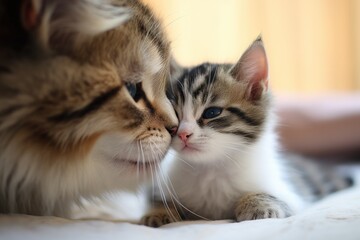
136,141 -> 140,179
139,140 -> 150,181
156,164 -> 182,221
148,142 -> 158,201
221,152 -> 244,168
156,165 -> 210,221
156,163 -> 210,221
154,162 -> 179,222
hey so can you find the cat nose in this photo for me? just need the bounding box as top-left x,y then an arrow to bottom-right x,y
178,131 -> 192,142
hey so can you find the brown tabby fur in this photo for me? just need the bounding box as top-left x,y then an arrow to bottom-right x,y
0,0 -> 177,216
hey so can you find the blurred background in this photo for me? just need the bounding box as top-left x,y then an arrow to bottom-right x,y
143,0 -> 360,94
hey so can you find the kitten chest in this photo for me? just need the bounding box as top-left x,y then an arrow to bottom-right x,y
172,166 -> 244,220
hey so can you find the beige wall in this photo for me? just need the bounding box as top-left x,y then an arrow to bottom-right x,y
143,0 -> 359,94
354,0 -> 360,90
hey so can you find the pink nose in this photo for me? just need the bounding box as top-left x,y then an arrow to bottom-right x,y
178,131 -> 192,143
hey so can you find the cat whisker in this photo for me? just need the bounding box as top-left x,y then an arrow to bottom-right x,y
139,140 -> 150,180
154,163 -> 179,222
173,155 -> 195,170
136,141 -> 140,179
144,141 -> 202,221
221,152 -> 244,168
148,142 -> 158,200
156,164 -> 210,221
156,164 -> 183,221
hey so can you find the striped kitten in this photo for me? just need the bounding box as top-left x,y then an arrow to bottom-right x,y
142,38 -> 303,226
142,38 -> 353,227
0,0 -> 177,216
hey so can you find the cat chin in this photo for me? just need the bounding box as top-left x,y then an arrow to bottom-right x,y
172,148 -> 222,164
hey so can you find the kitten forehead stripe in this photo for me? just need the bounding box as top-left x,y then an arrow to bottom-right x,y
185,64 -> 209,90
201,65 -> 218,103
49,86 -> 121,122
193,64 -> 218,100
174,80 -> 186,104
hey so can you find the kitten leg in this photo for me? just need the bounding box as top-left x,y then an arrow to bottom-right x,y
235,193 -> 293,222
140,203 -> 182,227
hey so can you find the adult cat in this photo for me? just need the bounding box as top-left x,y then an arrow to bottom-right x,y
0,0 -> 177,216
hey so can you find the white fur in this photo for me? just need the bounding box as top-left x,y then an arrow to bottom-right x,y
0,129 -> 171,216
158,111 -> 306,220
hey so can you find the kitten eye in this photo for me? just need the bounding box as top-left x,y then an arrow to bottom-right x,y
202,107 -> 223,119
125,82 -> 137,98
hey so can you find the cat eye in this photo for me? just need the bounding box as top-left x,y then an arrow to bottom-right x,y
202,107 -> 223,119
125,82 -> 137,98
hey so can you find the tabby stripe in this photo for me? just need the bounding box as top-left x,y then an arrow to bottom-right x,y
226,130 -> 256,141
193,65 -> 218,99
227,107 -> 260,126
207,117 -> 233,129
136,1 -> 167,56
202,65 -> 218,103
137,21 -> 166,57
175,81 -> 186,104
49,86 -> 121,122
204,65 -> 218,86
186,64 -> 209,89
193,81 -> 207,99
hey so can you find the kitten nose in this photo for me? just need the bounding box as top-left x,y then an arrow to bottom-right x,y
178,131 -> 192,142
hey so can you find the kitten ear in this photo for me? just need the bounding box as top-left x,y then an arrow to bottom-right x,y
230,36 -> 269,101
19,0 -> 130,51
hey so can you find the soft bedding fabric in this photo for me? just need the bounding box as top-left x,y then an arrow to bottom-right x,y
1,179 -> 360,240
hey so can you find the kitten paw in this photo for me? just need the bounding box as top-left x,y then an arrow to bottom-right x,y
140,209 -> 179,227
235,193 -> 293,222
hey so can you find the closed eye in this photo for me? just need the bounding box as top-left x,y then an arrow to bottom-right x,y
49,86 -> 120,122
202,107 -> 223,119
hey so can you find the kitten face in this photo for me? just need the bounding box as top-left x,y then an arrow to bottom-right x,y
0,0 -> 177,215
169,39 -> 270,164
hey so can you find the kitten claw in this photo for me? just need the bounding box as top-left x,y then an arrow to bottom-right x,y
235,193 -> 293,222
141,210 -> 179,227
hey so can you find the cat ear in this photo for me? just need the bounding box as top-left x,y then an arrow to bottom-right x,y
230,36 -> 269,101
19,0 -> 130,50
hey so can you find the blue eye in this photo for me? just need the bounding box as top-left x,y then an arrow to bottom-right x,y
125,82 -> 137,98
202,107 -> 223,119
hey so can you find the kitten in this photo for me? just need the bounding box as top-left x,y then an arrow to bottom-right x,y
0,0 -> 177,216
141,37 -> 305,227
142,37 -> 354,227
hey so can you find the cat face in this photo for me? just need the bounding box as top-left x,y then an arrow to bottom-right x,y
169,38 -> 270,164
0,0 -> 177,214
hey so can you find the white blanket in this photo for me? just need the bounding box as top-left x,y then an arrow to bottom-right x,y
1,181 -> 360,240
